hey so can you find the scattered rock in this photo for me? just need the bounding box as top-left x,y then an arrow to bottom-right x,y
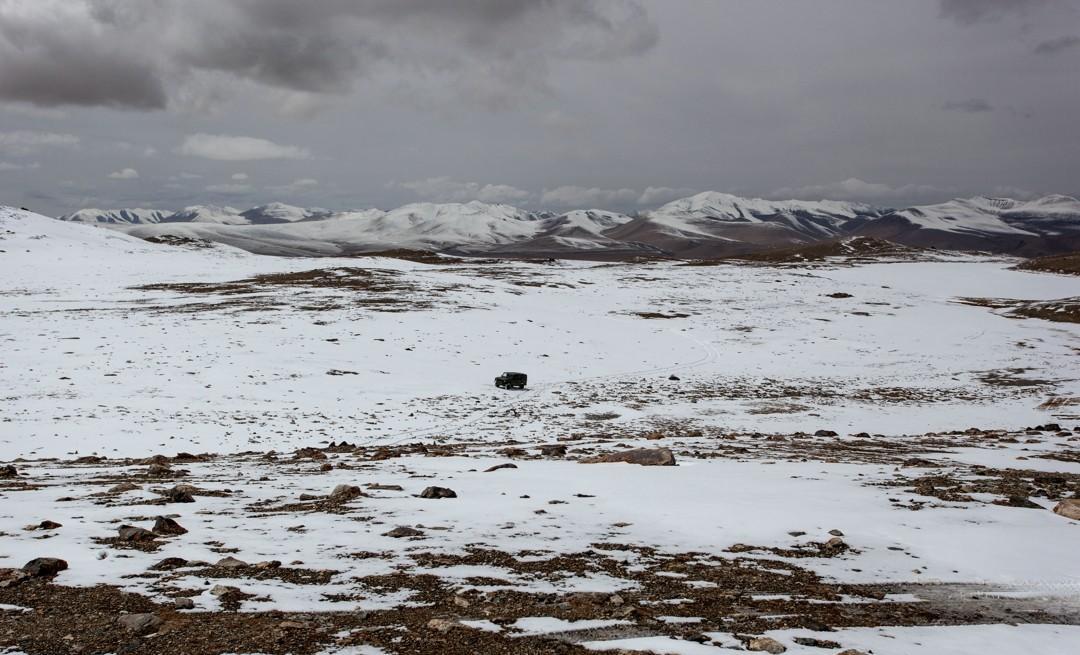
117,613 -> 162,636
328,484 -> 364,502
837,651 -> 869,655
0,464 -> 18,478
539,444 -> 567,457
383,526 -> 424,538
173,598 -> 195,610
145,463 -> 173,477
994,495 -> 1043,509
152,516 -> 187,536
826,292 -> 853,299
748,636 -> 787,653
484,463 -> 518,472
427,618 -> 460,633
668,374 -> 681,381
117,525 -> 157,542
793,637 -> 842,649
366,483 -> 404,491
814,430 -> 839,437
319,462 -> 333,472
109,482 -> 140,493
150,557 -> 190,571
210,584 -> 241,597
294,447 -> 327,460
581,448 -> 676,466
828,529 -> 844,537
420,486 -> 457,499
823,536 -> 848,554
163,485 -> 196,503
1054,499 -> 1080,520
32,520 -> 62,531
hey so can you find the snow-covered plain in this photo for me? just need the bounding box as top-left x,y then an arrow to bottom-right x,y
1,207 -> 1079,654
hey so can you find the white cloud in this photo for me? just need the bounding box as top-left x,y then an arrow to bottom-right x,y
205,183 -> 252,194
177,133 -> 310,161
540,185 -> 638,208
396,176 -> 530,204
107,167 -> 139,179
266,177 -> 320,194
637,186 -> 697,206
991,185 -> 1039,200
0,130 -> 79,155
769,177 -> 950,203
231,172 -> 249,181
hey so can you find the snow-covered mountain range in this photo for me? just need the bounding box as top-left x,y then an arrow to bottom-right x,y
54,192 -> 1080,258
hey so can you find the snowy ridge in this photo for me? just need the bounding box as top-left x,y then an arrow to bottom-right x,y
51,192 -> 1080,257
168,205 -> 246,225
641,191 -> 882,241
359,201 -> 541,249
651,191 -> 876,222
62,208 -> 170,225
892,197 -> 1040,236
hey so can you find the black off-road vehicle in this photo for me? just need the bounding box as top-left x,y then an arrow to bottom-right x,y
495,371 -> 527,390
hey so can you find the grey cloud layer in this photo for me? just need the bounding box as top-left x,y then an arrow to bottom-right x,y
0,0 -> 657,110
1,0 -> 1078,216
939,0 -> 1049,24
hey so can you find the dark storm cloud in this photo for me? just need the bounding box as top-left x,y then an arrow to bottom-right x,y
0,0 -> 656,110
3,1 -> 1079,218
1033,35 -> 1080,54
0,8 -> 166,109
939,0 -> 1048,24
943,98 -> 994,113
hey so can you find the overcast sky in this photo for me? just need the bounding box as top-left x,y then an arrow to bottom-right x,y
0,0 -> 1077,216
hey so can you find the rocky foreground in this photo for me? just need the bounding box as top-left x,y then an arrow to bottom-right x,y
3,424 -> 1079,655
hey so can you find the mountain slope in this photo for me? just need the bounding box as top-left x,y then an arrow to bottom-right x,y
604,192 -> 883,257
851,195 -> 1080,255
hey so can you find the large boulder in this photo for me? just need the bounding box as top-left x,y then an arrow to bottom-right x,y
748,636 -> 787,653
22,558 -> 68,578
328,484 -> 364,502
215,556 -> 249,568
419,486 -> 457,499
153,516 -> 188,536
117,525 -> 157,542
383,526 -> 424,538
1054,499 -> 1080,520
117,613 -> 162,636
581,448 -> 676,466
